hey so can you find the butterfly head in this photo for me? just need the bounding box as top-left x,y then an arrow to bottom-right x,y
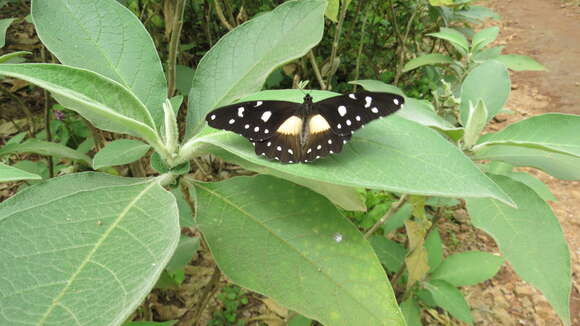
303,93 -> 313,104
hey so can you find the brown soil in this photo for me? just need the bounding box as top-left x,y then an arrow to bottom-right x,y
461,0 -> 580,325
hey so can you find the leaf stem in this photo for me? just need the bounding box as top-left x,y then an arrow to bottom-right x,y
167,0 -> 187,97
364,194 -> 409,239
214,0 -> 234,31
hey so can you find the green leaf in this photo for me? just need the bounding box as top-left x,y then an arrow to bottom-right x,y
0,139 -> 91,163
456,6 -> 500,21
400,297 -> 422,326
175,64 -> 194,95
350,80 -> 463,140
425,229 -> 443,271
463,99 -> 488,149
369,236 -> 406,273
474,144 -> 580,180
288,314 -> 313,326
471,27 -> 499,53
0,162 -> 42,182
325,0 -> 339,22
424,280 -> 473,324
171,185 -> 196,228
427,28 -> 469,55
501,171 -> 556,202
0,64 -> 162,149
0,18 -> 15,48
190,116 -> 513,206
185,0 -> 326,138
0,51 -> 31,64
31,0 -> 167,127
384,203 -> 412,234
477,114 -> 580,157
124,321 -> 177,326
403,53 -> 454,72
495,54 -> 547,71
0,172 -> 180,326
195,175 -> 406,326
466,175 -> 571,325
472,46 -> 503,62
430,251 -> 504,286
460,60 -> 510,124
93,139 -> 151,169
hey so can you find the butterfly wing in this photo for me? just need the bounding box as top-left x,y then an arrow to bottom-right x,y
206,100 -> 301,142
315,91 -> 404,136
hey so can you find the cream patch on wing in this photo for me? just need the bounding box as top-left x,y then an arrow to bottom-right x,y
309,114 -> 331,134
277,116 -> 303,135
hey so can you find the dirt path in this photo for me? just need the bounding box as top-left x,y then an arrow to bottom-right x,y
468,1 -> 580,325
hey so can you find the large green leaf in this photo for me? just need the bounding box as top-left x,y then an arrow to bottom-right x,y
501,171 -> 556,202
0,162 -> 42,182
427,28 -> 469,55
466,175 -> 571,325
430,251 -> 504,286
0,139 -> 91,164
185,0 -> 326,138
369,236 -> 406,273
0,172 -> 179,326
31,0 -> 167,127
471,27 -> 499,53
476,114 -> 580,157
93,139 -> 151,169
460,60 -> 510,124
0,64 -> 162,150
189,116 -> 513,205
194,175 -> 406,326
473,144 -> 580,180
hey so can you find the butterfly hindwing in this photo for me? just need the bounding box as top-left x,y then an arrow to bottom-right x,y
315,91 -> 404,136
206,100 -> 300,141
302,129 -> 351,162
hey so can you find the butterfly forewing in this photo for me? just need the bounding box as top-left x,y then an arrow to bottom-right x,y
206,100 -> 300,141
315,91 -> 404,136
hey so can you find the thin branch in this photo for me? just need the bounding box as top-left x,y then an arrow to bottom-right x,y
213,0 -> 233,31
0,84 -> 34,136
364,194 -> 409,238
353,7 -> 370,92
393,3 -> 421,84
325,0 -> 351,89
41,47 -> 54,178
307,50 -> 326,90
167,0 -> 187,97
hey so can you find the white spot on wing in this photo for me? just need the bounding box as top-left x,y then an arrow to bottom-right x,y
255,101 -> 263,107
329,150 -> 334,154
317,145 -> 322,150
261,111 -> 272,122
244,124 -> 250,129
338,105 -> 347,117
264,129 -> 269,134
365,96 -> 372,108
394,98 -> 400,105
328,139 -> 332,144
228,119 -> 235,125
337,123 -> 342,129
371,107 -> 379,114
307,148 -> 312,154
288,149 -> 293,155
254,126 -> 260,132
343,140 -> 347,144
346,119 -> 352,126
210,114 -> 216,120
348,93 -> 356,100
277,146 -> 282,151
237,107 -> 245,117
355,115 -> 361,121
267,142 -> 271,147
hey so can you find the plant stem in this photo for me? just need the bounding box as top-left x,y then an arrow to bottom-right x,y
364,194 -> 409,238
0,84 -> 34,137
308,50 -> 326,90
393,3 -> 420,85
325,0 -> 351,89
353,7 -> 370,92
41,47 -> 54,178
167,0 -> 187,97
214,0 -> 233,31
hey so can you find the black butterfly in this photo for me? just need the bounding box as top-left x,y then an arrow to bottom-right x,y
205,91 -> 404,163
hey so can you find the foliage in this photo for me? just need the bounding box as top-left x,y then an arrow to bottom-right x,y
0,0 -> 574,325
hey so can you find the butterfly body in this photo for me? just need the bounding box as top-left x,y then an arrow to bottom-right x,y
206,91 -> 404,163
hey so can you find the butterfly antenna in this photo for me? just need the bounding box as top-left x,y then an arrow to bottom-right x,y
297,80 -> 311,94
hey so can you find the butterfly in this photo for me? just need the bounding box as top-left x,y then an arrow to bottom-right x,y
205,91 -> 404,163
